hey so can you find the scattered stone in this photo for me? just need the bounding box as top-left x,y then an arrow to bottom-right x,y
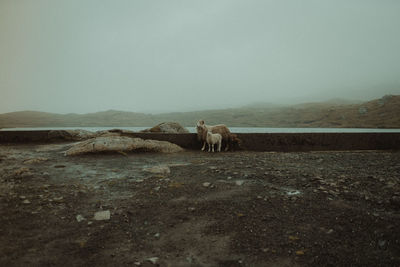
53,196 -> 63,202
19,196 -> 26,199
287,190 -> 301,196
378,240 -> 387,249
203,182 -> 211,187
235,180 -> 245,186
188,207 -> 196,212
327,229 -> 334,234
227,176 -> 232,180
154,233 -> 160,238
22,199 -> 31,204
168,182 -> 184,188
94,210 -> 111,221
186,256 -> 194,263
143,165 -> 170,175
154,186 -> 161,191
146,257 -> 159,264
76,214 -> 86,222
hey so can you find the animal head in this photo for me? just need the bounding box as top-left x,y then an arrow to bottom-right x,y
196,120 -> 205,127
196,122 -> 207,133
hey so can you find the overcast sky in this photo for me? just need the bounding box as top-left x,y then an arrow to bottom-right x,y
1,0 -> 399,114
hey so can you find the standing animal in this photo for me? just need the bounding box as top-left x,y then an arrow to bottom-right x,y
196,120 -> 239,151
206,131 -> 222,152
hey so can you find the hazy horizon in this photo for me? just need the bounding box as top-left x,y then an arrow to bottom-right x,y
0,94 -> 381,115
1,0 -> 400,114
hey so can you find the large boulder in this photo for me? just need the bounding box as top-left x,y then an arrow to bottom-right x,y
48,129 -> 137,141
141,122 -> 189,133
65,136 -> 184,156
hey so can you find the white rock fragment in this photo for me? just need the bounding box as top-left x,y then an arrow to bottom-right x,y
76,214 -> 86,222
235,180 -> 245,186
94,210 -> 111,221
147,257 -> 159,264
22,199 -> 31,204
203,182 -> 211,187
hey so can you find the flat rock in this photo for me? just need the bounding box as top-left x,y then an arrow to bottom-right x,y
143,165 -> 171,175
93,210 -> 111,221
65,136 -> 184,156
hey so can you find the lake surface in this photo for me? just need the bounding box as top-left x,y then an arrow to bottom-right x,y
1,127 -> 400,133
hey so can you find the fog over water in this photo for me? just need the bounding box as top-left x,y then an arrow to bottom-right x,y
1,0 -> 399,114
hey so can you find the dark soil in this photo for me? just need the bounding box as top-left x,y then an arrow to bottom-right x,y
0,143 -> 399,266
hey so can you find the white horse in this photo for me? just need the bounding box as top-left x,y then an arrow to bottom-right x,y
206,131 -> 222,152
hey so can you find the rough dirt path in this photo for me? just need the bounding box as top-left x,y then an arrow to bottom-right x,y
0,143 -> 399,266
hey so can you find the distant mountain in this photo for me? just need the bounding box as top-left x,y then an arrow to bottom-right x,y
1,95 -> 399,128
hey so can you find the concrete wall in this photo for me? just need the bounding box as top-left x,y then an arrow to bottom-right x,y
0,131 -> 399,151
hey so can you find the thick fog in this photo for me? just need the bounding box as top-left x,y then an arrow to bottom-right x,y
1,0 -> 399,114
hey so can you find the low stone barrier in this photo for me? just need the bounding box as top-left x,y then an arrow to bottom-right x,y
0,130 -> 399,151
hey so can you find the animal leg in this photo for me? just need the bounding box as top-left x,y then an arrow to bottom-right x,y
201,141 -> 206,151
218,141 -> 221,152
224,141 -> 229,151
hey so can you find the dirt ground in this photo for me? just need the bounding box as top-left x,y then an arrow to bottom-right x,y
0,143 -> 399,266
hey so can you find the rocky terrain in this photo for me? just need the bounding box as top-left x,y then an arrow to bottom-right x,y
0,143 -> 399,266
1,95 -> 399,128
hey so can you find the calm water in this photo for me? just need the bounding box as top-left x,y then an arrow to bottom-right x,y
1,127 -> 400,133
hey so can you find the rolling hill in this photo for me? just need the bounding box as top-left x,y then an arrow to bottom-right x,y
0,95 -> 399,128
